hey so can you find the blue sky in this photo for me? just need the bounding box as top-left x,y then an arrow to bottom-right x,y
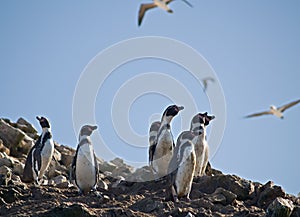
1,1 -> 299,195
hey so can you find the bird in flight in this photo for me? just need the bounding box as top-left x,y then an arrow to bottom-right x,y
245,99 -> 300,119
201,77 -> 215,92
138,0 -> 193,26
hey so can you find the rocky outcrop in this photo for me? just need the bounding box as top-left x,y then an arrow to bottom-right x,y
0,117 -> 299,217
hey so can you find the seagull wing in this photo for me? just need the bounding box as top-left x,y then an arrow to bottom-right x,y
165,0 -> 193,7
138,3 -> 157,26
202,77 -> 215,82
180,0 -> 193,8
245,110 -> 272,118
278,99 -> 300,112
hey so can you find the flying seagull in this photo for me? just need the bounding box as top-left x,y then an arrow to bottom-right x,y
245,99 -> 300,119
138,0 -> 193,26
201,77 -> 215,92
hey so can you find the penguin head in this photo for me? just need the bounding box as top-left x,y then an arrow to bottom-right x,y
203,112 -> 215,126
161,105 -> 184,123
36,116 -> 51,128
190,112 -> 215,131
79,125 -> 98,137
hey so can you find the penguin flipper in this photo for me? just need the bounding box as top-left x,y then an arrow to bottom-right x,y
70,146 -> 79,182
148,121 -> 161,165
94,153 -> 99,187
22,148 -> 35,182
167,140 -> 181,200
33,140 -> 43,181
148,142 -> 157,164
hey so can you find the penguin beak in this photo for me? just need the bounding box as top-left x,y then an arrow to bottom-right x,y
178,106 -> 184,111
36,116 -> 41,121
91,125 -> 98,131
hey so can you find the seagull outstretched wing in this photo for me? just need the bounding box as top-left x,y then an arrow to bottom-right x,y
138,3 -> 157,26
245,111 -> 272,118
278,99 -> 300,112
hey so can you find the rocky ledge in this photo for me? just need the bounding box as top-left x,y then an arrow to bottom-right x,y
0,117 -> 299,217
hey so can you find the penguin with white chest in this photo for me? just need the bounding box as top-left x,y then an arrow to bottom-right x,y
22,116 -> 54,185
190,112 -> 215,176
167,131 -> 196,201
71,125 -> 99,194
149,105 -> 184,177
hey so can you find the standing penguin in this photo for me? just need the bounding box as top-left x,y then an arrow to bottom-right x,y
167,131 -> 196,201
149,105 -> 184,177
71,125 -> 98,194
190,112 -> 215,176
22,116 -> 54,185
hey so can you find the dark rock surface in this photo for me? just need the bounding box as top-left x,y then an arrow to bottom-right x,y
0,117 -> 299,217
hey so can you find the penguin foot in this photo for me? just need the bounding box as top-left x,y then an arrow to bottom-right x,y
34,179 -> 41,186
172,195 -> 179,203
183,196 -> 191,202
92,185 -> 98,192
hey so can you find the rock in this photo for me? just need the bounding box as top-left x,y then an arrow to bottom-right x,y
16,117 -> 38,138
0,187 -> 21,203
0,197 -> 7,206
185,212 -> 195,217
12,160 -> 24,176
0,153 -> 13,168
51,175 -> 67,185
9,174 -> 28,189
291,206 -> 300,217
111,176 -> 125,188
0,166 -> 12,186
56,181 -> 71,189
111,165 -> 134,178
45,158 -> 68,179
257,181 -> 285,209
130,197 -> 163,213
267,197 -> 294,217
110,157 -> 125,167
53,148 -> 62,162
39,203 -> 97,217
0,139 -> 10,155
0,119 -> 34,157
194,174 -> 254,200
127,166 -> 154,182
98,161 -> 117,173
191,198 -> 214,210
0,117 -> 299,217
206,187 -> 237,205
205,161 -> 223,176
101,208 -> 140,217
54,143 -> 75,167
97,179 -> 108,190
61,153 -> 74,168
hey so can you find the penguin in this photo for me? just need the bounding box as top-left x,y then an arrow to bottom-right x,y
148,105 -> 184,177
22,116 -> 54,185
167,131 -> 196,201
190,112 -> 215,176
71,125 -> 99,194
